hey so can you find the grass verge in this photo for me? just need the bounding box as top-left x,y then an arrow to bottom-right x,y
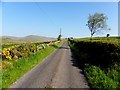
2,41 -> 64,88
84,64 -> 120,88
0,61 -> 2,90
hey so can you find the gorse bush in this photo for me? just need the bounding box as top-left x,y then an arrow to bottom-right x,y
2,40 -> 59,60
2,40 -> 61,70
2,41 -> 64,88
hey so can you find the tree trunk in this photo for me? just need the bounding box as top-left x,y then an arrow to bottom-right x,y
90,33 -> 93,40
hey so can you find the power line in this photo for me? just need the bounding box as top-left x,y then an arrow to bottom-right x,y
33,1 -> 57,26
32,0 -> 62,37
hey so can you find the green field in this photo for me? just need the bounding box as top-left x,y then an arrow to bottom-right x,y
74,36 -> 120,45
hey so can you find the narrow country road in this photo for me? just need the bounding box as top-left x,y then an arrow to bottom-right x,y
10,42 -> 89,88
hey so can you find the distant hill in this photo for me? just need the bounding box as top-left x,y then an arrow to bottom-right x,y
1,35 -> 57,44
19,35 -> 56,42
1,37 -> 25,44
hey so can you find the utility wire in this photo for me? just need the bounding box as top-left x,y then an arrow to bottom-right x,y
33,0 -> 57,26
32,0 -> 62,37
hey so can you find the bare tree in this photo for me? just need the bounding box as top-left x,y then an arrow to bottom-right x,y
86,13 -> 110,39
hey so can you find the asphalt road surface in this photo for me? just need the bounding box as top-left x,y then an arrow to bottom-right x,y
10,42 -> 89,88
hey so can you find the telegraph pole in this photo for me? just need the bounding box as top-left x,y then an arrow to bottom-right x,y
57,27 -> 62,41
60,27 -> 61,36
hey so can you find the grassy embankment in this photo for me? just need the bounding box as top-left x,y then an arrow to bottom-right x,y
0,40 -> 2,89
2,40 -> 65,88
69,37 -> 120,88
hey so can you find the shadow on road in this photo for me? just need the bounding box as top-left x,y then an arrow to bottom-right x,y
70,48 -> 85,75
70,48 -> 90,87
58,46 -> 70,49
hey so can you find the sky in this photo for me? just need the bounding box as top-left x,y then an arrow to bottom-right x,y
1,2 -> 118,38
1,0 -> 119,2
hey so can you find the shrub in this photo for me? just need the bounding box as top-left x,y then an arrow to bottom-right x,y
84,64 -> 118,88
69,39 -> 120,68
68,39 -> 120,88
2,41 -> 59,60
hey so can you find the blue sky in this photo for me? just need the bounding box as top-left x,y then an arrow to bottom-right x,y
2,2 -> 118,38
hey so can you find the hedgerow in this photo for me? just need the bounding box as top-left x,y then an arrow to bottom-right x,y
69,39 -> 120,68
68,38 -> 120,88
2,40 -> 59,61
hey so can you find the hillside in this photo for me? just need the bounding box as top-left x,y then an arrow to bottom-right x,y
1,35 -> 57,44
19,35 -> 56,42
